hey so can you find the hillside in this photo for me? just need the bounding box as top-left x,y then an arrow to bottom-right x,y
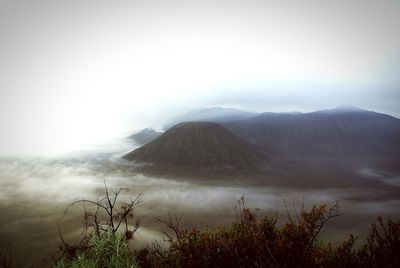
224,106 -> 400,158
124,122 -> 264,174
123,106 -> 400,182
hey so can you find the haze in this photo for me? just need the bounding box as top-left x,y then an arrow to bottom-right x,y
1,2 -> 400,266
0,0 -> 399,155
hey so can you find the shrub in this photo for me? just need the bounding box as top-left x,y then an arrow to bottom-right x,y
357,217 -> 400,267
0,244 -> 12,268
54,180 -> 141,267
54,230 -> 138,268
137,200 -> 400,268
54,186 -> 400,268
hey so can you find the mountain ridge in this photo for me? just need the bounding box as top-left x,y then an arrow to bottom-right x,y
124,121 -> 264,175
163,107 -> 257,130
223,107 -> 400,159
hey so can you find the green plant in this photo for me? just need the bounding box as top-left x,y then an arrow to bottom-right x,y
54,230 -> 138,268
55,180 -> 142,267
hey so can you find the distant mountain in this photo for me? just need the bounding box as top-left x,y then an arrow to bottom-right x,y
124,122 -> 264,174
122,106 -> 400,183
315,105 -> 366,113
223,106 -> 400,159
127,128 -> 162,145
163,107 -> 258,130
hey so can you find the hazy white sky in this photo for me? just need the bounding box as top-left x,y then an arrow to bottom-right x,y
0,0 -> 399,155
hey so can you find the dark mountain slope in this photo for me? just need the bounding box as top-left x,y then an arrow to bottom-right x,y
224,106 -> 400,158
124,122 -> 264,173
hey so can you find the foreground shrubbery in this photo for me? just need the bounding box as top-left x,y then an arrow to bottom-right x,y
51,185 -> 399,268
136,203 -> 400,268
55,231 -> 137,268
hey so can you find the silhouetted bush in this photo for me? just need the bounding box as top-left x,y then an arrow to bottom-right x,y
0,244 -> 12,268
357,217 -> 400,267
137,199 -> 400,268
53,186 -> 400,268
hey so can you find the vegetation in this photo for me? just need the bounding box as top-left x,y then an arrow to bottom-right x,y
54,181 -> 141,268
50,185 -> 400,268
137,199 -> 400,268
55,231 -> 137,268
2,183 -> 398,267
0,243 -> 12,268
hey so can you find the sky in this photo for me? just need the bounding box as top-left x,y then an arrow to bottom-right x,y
0,0 -> 399,155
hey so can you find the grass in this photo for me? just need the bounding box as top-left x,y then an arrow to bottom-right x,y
54,231 -> 138,268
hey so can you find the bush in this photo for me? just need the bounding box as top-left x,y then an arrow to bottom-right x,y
0,244 -> 12,268
137,201 -> 400,268
54,185 -> 400,268
54,181 -> 141,268
357,217 -> 400,267
54,230 -> 138,268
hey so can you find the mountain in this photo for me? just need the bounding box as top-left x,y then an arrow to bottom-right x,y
163,107 -> 258,130
124,122 -> 264,174
223,106 -> 400,159
122,106 -> 399,185
127,128 -> 162,145
315,105 -> 366,113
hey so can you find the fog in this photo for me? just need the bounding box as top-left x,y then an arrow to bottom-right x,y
0,140 -> 399,267
0,1 -> 399,266
1,0 -> 400,155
